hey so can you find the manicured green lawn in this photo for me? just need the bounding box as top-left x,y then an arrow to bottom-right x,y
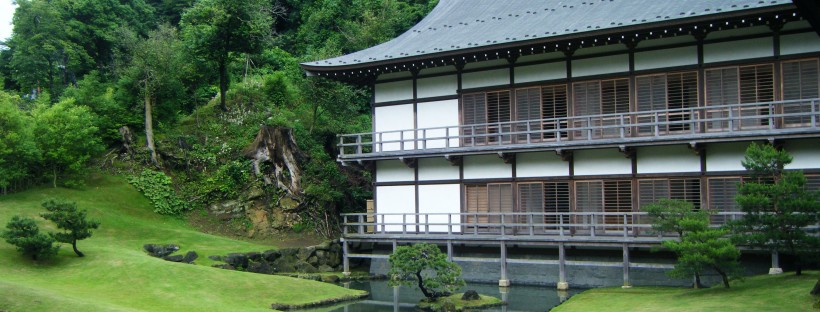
0,175 -> 364,311
553,271 -> 818,312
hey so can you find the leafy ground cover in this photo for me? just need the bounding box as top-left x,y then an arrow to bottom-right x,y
553,271 -> 818,312
0,174 -> 364,311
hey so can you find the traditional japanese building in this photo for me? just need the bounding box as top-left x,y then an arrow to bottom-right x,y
301,0 -> 820,288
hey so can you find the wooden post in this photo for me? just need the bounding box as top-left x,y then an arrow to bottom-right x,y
393,285 -> 400,312
557,243 -> 568,290
769,250 -> 783,274
447,240 -> 454,262
622,244 -> 631,288
342,239 -> 351,277
499,241 -> 510,287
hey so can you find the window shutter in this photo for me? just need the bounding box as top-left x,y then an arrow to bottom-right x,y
465,184 -> 489,227
636,75 -> 668,134
705,68 -> 739,130
669,178 -> 701,209
667,72 -> 698,132
603,180 -> 633,226
573,81 -> 601,139
487,91 -> 511,143
739,64 -> 774,103
638,179 -> 670,209
708,177 -> 742,224
544,181 -> 571,227
518,182 -> 544,213
782,59 -> 819,127
515,88 -> 542,142
462,93 -> 487,145
601,78 -> 630,114
542,84 -> 568,140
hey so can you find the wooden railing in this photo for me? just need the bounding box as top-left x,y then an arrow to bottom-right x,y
341,211 -> 819,243
338,98 -> 820,158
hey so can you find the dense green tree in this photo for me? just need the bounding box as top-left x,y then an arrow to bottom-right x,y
1,216 -> 60,261
33,98 -> 104,187
732,143 -> 820,275
40,198 -> 101,257
121,25 -> 190,166
62,72 -> 138,145
8,0 -> 92,98
180,0 -> 277,110
0,91 -> 41,194
646,199 -> 741,288
388,243 -> 464,300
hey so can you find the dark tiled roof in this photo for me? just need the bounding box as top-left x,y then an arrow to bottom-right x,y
302,0 -> 792,71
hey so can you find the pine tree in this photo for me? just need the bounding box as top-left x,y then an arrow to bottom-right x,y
40,199 -> 100,257
2,216 -> 59,261
732,143 -> 820,275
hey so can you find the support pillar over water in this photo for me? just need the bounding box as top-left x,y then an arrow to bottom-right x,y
769,250 -> 783,274
557,243 -> 569,290
499,241 -> 510,287
447,240 -> 453,262
342,239 -> 350,277
622,244 -> 631,288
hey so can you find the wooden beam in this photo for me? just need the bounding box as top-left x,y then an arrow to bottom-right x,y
399,157 -> 417,168
555,149 -> 573,162
444,154 -> 462,166
497,152 -> 515,164
618,145 -> 636,159
688,142 -> 704,156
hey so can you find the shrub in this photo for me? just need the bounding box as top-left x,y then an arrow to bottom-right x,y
129,169 -> 188,215
2,216 -> 60,261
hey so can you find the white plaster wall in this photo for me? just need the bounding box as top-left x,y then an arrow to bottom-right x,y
417,75 -> 458,98
573,149 -> 632,176
705,142 -> 749,172
785,139 -> 820,170
418,157 -> 460,181
462,68 -> 510,89
374,80 -> 413,103
572,54 -> 629,78
376,160 -> 415,182
463,154 -> 512,179
636,145 -> 700,174
375,185 -> 416,232
703,38 -> 773,64
416,99 -> 459,149
635,46 -> 698,71
418,184 -> 461,233
375,104 -> 415,151
516,152 -> 569,178
780,32 -> 820,56
515,62 -> 566,83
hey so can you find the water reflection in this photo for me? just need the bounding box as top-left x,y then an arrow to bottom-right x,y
308,280 -> 582,312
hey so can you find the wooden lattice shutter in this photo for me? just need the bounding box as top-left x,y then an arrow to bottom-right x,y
575,181 -> 603,230
462,93 -> 487,145
464,184 -> 489,227
542,85 -> 568,140
739,64 -> 774,128
636,75 -> 668,134
603,180 -> 633,226
544,181 -> 571,227
572,81 -> 601,139
487,91 -> 511,143
669,178 -> 701,209
705,67 -> 739,130
518,182 -> 544,231
782,59 -> 819,126
638,179 -> 670,209
515,88 -> 542,142
708,177 -> 742,224
667,72 -> 698,131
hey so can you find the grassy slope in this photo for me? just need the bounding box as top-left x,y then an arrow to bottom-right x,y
553,272 -> 818,312
0,175 -> 364,312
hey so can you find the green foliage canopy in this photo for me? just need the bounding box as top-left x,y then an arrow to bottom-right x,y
1,216 -> 60,261
33,98 -> 104,188
388,243 -> 464,300
0,91 -> 40,193
40,198 -> 101,257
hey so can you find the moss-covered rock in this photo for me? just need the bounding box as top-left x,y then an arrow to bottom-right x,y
417,293 -> 505,312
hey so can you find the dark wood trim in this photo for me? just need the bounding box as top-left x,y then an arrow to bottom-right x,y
415,94 -> 460,103
372,98 -> 415,107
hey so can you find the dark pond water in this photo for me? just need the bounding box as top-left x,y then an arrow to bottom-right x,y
307,280 -> 583,312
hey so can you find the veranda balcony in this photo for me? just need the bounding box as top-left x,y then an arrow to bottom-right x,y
340,211 -> 819,247
338,98 -> 820,160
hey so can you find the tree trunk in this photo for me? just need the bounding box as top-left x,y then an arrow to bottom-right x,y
145,88 -> 159,167
219,60 -> 228,111
714,266 -> 730,288
416,271 -> 434,299
72,239 -> 84,257
53,166 -> 57,188
244,126 -> 303,196
693,272 -> 704,289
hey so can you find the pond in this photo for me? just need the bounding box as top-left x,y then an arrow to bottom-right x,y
309,280 -> 583,312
